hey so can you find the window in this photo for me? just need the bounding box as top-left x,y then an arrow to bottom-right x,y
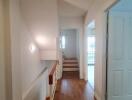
62,36 -> 65,49
87,36 -> 95,65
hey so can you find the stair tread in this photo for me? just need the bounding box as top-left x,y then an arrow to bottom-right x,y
64,58 -> 77,60
63,66 -> 79,68
64,59 -> 78,61
63,64 -> 78,66
64,60 -> 78,62
63,62 -> 78,64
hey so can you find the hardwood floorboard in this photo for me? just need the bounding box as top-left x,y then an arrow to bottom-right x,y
54,71 -> 95,100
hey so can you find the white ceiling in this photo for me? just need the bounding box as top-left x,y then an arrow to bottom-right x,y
64,0 -> 93,11
58,0 -> 86,17
20,0 -> 59,50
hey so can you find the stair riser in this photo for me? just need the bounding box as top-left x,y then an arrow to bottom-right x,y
63,68 -> 79,71
63,60 -> 78,62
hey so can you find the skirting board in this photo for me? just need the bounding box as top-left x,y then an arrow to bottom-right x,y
94,92 -> 101,100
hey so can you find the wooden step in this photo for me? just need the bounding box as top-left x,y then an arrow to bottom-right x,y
63,58 -> 79,71
63,62 -> 78,64
63,60 -> 78,63
63,63 -> 78,67
63,66 -> 78,69
64,58 -> 77,60
63,67 -> 79,71
63,65 -> 78,67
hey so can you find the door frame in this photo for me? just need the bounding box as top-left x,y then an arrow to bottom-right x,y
84,1 -> 120,99
60,28 -> 82,79
85,20 -> 95,82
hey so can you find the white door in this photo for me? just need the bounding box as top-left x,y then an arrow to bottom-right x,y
108,12 -> 132,100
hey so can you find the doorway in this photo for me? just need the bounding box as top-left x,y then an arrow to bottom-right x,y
107,0 -> 132,100
87,21 -> 96,89
61,29 -> 80,73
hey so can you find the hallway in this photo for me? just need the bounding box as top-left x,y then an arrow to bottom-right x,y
0,0 -> 124,100
54,71 -> 95,100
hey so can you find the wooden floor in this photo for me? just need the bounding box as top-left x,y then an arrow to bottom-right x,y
54,71 -> 95,100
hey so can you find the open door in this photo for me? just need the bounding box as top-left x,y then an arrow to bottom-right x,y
86,21 -> 95,89
107,9 -> 132,100
87,36 -> 95,89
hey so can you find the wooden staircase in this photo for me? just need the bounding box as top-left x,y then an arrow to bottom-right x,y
63,58 -> 79,71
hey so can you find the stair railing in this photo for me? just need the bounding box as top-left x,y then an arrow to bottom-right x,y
48,61 -> 58,100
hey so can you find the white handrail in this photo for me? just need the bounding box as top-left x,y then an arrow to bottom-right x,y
22,67 -> 48,100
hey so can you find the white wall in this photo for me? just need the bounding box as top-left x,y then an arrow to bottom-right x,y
40,50 -> 58,60
60,17 -> 83,30
9,0 -> 48,100
0,0 -> 6,100
62,29 -> 78,58
20,0 -> 59,60
60,16 -> 84,79
0,0 -> 12,100
84,0 -> 118,100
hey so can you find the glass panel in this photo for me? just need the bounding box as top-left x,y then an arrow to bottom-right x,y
87,37 -> 95,65
62,36 -> 65,49
87,36 -> 95,89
